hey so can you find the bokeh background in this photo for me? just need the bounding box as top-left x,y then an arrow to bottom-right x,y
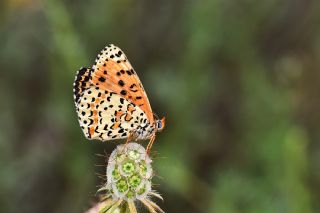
1,0 -> 320,212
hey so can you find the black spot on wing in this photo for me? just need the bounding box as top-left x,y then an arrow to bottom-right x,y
98,77 -> 106,82
118,80 -> 125,86
120,98 -> 124,104
103,124 -> 109,130
120,90 -> 127,95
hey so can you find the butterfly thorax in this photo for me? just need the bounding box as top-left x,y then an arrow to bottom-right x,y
132,122 -> 156,140
133,117 -> 165,140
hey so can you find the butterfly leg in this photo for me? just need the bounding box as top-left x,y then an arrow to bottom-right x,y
146,134 -> 156,155
125,132 -> 135,144
120,132 -> 136,153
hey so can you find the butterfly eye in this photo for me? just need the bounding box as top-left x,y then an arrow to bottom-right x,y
156,120 -> 162,129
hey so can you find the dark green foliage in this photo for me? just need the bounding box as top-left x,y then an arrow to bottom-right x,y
0,0 -> 319,212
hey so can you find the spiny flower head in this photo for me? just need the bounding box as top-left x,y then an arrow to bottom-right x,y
96,143 -> 164,213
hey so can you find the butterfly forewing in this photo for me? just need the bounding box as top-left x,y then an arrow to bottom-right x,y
91,44 -> 154,124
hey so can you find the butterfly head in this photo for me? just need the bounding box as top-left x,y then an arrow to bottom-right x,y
156,117 -> 165,132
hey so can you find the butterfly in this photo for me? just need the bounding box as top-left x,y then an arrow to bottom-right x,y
73,44 -> 165,153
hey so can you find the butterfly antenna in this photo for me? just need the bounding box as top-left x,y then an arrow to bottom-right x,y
153,113 -> 160,120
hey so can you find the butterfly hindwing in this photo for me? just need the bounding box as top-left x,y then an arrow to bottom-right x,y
76,86 -> 149,141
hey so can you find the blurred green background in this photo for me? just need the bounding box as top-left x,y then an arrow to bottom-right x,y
1,0 -> 320,212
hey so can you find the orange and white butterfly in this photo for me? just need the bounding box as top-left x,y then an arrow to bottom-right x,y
73,44 -> 165,152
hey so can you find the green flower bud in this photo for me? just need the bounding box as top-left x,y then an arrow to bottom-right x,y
128,174 -> 142,189
121,160 -> 135,176
116,153 -> 126,163
139,161 -> 147,177
128,149 -> 141,160
112,166 -> 121,181
126,190 -> 135,199
116,179 -> 128,193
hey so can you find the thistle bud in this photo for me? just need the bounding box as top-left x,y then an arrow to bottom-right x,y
95,143 -> 164,213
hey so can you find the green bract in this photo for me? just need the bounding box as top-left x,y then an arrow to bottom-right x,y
112,167 -> 121,181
